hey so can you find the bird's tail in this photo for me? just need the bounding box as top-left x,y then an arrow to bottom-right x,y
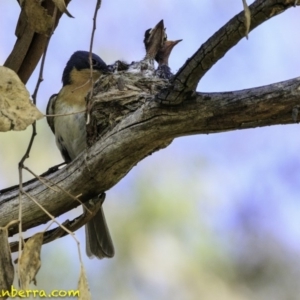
85,204 -> 115,259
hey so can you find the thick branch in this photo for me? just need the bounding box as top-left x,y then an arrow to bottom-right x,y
1,76 -> 300,235
158,0 -> 299,104
4,0 -> 71,84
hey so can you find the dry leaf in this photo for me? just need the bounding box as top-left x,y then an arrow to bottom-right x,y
23,0 -> 53,35
52,0 -> 74,18
19,232 -> 44,290
77,266 -> 91,300
0,227 -> 14,300
0,66 -> 43,132
242,0 -> 251,39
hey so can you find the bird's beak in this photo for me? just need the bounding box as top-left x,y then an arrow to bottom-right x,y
145,19 -> 165,59
165,39 -> 183,49
156,39 -> 183,64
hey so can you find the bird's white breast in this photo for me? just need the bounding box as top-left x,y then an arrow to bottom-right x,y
54,87 -> 87,161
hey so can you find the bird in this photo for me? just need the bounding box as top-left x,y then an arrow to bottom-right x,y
143,19 -> 166,60
155,39 -> 182,80
118,19 -> 166,75
46,50 -> 115,259
109,20 -> 166,75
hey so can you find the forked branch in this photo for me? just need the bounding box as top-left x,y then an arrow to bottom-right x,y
157,0 -> 300,105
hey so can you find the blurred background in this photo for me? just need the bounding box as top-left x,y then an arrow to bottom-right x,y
1,0 -> 300,299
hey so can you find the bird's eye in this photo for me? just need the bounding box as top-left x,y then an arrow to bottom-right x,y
144,28 -> 152,39
91,59 -> 98,67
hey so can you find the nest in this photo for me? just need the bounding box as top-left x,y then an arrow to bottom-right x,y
86,70 -> 170,147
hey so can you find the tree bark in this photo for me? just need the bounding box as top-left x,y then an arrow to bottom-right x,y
1,0 -> 299,239
158,0 -> 300,104
1,75 -> 300,235
4,0 -> 72,84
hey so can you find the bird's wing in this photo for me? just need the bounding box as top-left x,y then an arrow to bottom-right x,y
46,93 -> 58,134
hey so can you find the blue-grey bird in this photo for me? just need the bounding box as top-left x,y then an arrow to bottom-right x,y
46,51 -> 114,259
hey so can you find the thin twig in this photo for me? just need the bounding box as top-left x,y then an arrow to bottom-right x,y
23,165 -> 60,193
22,191 -> 68,233
44,108 -> 86,118
71,79 -> 91,93
41,176 -> 91,214
9,195 -> 103,253
17,7 -> 58,280
4,220 -> 19,231
31,43 -> 49,104
22,190 -> 84,264
23,165 -> 91,212
89,0 -> 102,58
44,219 -> 56,232
87,0 -> 102,125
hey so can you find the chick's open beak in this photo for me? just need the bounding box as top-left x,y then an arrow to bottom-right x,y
155,39 -> 183,65
144,19 -> 166,59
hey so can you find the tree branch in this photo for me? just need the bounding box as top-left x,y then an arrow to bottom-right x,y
157,0 -> 300,105
4,0 -> 71,84
1,75 -> 300,235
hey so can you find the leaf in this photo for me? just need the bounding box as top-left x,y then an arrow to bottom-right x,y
242,0 -> 251,39
52,0 -> 74,18
0,227 -> 14,300
77,265 -> 91,300
23,0 -> 53,35
0,66 -> 43,132
19,232 -> 44,290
